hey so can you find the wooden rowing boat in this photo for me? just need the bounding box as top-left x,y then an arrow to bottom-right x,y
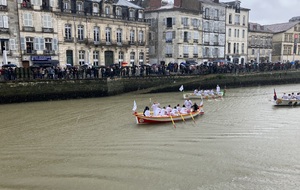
273,98 -> 300,106
183,91 -> 224,100
133,109 -> 204,124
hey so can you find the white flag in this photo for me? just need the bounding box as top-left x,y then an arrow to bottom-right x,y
179,85 -> 184,92
132,100 -> 137,112
199,100 -> 203,107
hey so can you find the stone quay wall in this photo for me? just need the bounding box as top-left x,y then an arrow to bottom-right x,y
1,71 -> 300,104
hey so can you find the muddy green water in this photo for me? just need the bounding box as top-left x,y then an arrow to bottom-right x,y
0,84 -> 299,190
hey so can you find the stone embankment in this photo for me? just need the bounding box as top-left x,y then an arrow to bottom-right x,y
1,71 -> 300,104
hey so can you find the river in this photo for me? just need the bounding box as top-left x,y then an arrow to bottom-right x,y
0,84 -> 299,190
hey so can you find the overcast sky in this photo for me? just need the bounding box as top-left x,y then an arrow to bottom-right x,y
167,0 -> 300,25
222,0 -> 300,25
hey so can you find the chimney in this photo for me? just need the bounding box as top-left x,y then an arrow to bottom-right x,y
174,0 -> 182,7
149,0 -> 162,9
214,0 -> 219,3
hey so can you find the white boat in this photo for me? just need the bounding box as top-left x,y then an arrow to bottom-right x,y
183,91 -> 224,100
274,98 -> 300,106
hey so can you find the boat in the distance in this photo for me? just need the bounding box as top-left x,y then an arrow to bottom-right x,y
133,109 -> 204,124
183,91 -> 224,100
273,90 -> 300,106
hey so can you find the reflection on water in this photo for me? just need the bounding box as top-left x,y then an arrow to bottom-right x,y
0,84 -> 300,190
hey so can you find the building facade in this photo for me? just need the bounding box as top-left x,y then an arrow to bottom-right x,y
0,0 -> 21,67
16,0 -> 149,68
201,0 -> 226,63
248,22 -> 273,63
266,20 -> 300,63
224,0 -> 249,64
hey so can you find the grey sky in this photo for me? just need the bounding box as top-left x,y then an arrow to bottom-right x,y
167,0 -> 300,25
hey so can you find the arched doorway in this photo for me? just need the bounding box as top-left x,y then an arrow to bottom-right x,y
105,51 -> 114,66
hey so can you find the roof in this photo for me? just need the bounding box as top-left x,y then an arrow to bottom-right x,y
248,22 -> 273,33
265,21 -> 300,33
114,0 -> 143,9
158,3 -> 174,10
200,0 -> 226,7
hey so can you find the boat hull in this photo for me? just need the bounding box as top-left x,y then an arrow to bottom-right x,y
183,92 -> 224,99
134,109 -> 204,124
274,98 -> 300,106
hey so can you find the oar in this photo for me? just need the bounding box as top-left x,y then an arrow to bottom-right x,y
190,112 -> 196,124
170,115 -> 176,128
179,113 -> 186,123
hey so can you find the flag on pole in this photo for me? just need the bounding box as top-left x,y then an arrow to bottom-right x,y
179,85 -> 184,92
273,89 -> 277,100
132,100 -> 137,112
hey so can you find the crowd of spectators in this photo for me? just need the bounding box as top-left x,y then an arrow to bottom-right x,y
1,61 -> 300,81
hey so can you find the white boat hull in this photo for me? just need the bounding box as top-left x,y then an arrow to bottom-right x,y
274,98 -> 300,106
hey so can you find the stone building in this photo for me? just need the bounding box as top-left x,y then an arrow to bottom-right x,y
16,0 -> 149,68
248,22 -> 273,63
0,0 -> 21,67
201,0 -> 226,63
17,0 -> 59,68
265,19 -> 300,63
145,0 -> 226,65
224,0 -> 249,64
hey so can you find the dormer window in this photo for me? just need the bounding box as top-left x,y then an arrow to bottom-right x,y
138,10 -> 143,19
105,6 -> 110,15
129,9 -> 135,18
93,3 -> 99,14
77,1 -> 83,12
116,7 -> 122,16
64,0 -> 70,10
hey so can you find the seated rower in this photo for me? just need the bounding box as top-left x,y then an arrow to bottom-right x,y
143,106 -> 151,117
180,105 -> 188,114
282,93 -> 288,100
171,106 -> 179,116
191,103 -> 199,112
296,93 -> 300,100
160,107 -> 167,116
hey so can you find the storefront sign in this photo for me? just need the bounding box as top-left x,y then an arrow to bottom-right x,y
31,56 -> 51,61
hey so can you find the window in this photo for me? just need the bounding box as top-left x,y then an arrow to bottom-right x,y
229,14 -> 232,24
242,16 -> 246,26
23,13 -> 33,27
204,21 -> 209,31
242,43 -> 244,54
129,10 -> 135,18
242,29 -> 245,38
252,49 -> 255,55
26,37 -> 34,53
139,52 -> 144,65
0,0 -> 7,6
0,15 -> 8,28
138,10 -> 143,19
138,30 -> 144,43
166,17 -> 175,28
117,29 -> 122,43
214,9 -> 219,19
9,39 -> 16,50
116,7 -> 122,16
77,1 -> 83,12
193,45 -> 198,56
78,25 -> 84,40
228,28 -> 231,37
191,19 -> 200,28
79,50 -> 85,65
204,47 -> 209,57
130,30 -> 135,43
165,44 -> 172,57
118,51 -> 124,65
205,8 -> 209,18
237,29 -> 239,38
130,52 -> 135,66
183,45 -> 189,58
65,24 -> 72,39
214,35 -> 218,45
43,14 -> 52,28
166,31 -> 173,42
105,27 -> 111,43
63,0 -> 70,10
183,31 -> 189,42
214,48 -> 218,57
193,31 -> 199,43
181,17 -> 188,27
45,38 -> 52,51
93,3 -> 99,14
105,6 -> 110,15
94,26 -> 100,42
93,51 -> 99,66
228,42 -> 231,54
235,15 -> 240,25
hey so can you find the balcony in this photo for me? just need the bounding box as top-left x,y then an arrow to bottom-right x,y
0,27 -> 9,33
41,5 -> 52,11
77,38 -> 87,44
24,49 -> 37,55
193,39 -> 198,43
93,41 -> 101,46
63,9 -> 71,13
42,27 -> 54,33
43,50 -> 55,55
166,39 -> 173,43
128,41 -> 135,45
0,5 -> 8,11
193,54 -> 198,58
23,26 -> 35,32
64,37 -> 74,42
183,54 -> 189,58
138,41 -> 145,46
165,54 -> 173,58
